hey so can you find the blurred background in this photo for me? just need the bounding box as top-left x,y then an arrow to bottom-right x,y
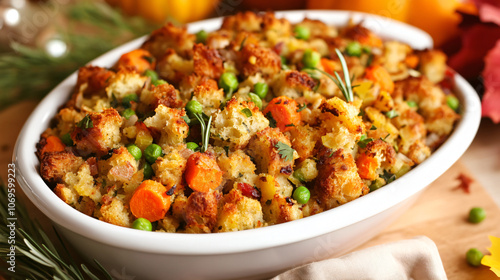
0,0 -> 497,121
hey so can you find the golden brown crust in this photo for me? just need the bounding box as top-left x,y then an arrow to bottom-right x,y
193,43 -> 224,79
237,44 -> 282,78
40,151 -> 84,184
184,190 -> 221,232
141,23 -> 195,59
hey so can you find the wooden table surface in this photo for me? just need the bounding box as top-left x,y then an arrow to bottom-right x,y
1,101 -> 499,279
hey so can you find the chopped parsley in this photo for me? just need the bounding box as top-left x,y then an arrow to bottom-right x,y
241,108 -> 252,117
285,123 -> 296,127
357,135 -> 374,148
275,141 -> 295,162
265,111 -> 277,128
224,146 -> 230,156
77,115 -> 93,129
385,109 -> 399,119
370,125 -> 377,130
142,55 -> 155,64
407,101 -> 418,108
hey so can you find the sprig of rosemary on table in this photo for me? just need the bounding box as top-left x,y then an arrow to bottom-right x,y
0,1 -> 157,111
314,48 -> 355,102
0,183 -> 112,279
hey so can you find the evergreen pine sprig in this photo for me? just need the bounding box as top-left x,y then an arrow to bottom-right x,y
0,183 -> 113,279
0,1 -> 157,110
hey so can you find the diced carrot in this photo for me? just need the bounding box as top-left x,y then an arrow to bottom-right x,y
40,136 -> 66,156
365,65 -> 394,94
404,54 -> 419,69
356,153 -> 379,180
263,96 -> 301,132
320,58 -> 338,75
130,180 -> 171,222
185,152 -> 223,192
116,49 -> 156,74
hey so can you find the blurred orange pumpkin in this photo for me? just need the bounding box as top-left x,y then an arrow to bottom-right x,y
307,0 -> 464,46
105,0 -> 219,24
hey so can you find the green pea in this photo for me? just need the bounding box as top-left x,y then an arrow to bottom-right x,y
219,72 -> 239,93
144,144 -> 162,164
293,170 -> 305,182
249,93 -> 262,110
466,248 -> 484,267
144,69 -> 159,82
152,79 -> 167,86
469,207 -> 486,224
60,133 -> 73,146
122,94 -> 138,108
345,41 -> 362,57
143,162 -> 153,179
293,186 -> 311,204
196,30 -> 208,44
186,142 -> 199,151
132,218 -> 153,231
302,49 -> 320,69
447,95 -> 459,111
186,100 -> 203,115
294,25 -> 310,40
254,82 -> 269,99
122,108 -> 136,120
127,144 -> 142,160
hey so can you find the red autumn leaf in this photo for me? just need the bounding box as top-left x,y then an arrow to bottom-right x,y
481,40 -> 500,123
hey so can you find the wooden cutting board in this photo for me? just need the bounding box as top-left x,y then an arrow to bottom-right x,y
1,101 -> 499,279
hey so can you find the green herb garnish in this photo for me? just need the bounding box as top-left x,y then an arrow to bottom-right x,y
385,109 -> 399,119
76,115 -> 93,129
357,135 -> 374,148
275,141 -> 295,162
296,103 -> 307,112
265,111 -> 277,128
241,108 -> 252,117
193,112 -> 212,153
380,170 -> 396,184
314,48 -> 354,102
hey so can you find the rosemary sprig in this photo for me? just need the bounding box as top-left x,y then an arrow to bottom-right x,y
314,48 -> 355,102
0,183 -> 112,279
193,113 -> 212,153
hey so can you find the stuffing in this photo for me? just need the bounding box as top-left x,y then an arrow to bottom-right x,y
217,149 -> 256,183
55,108 -> 85,136
105,69 -> 147,100
40,151 -> 84,184
38,11 -> 461,234
237,44 -> 282,78
211,98 -> 269,149
418,50 -> 447,83
71,108 -> 122,156
271,70 -> 316,99
383,41 -> 411,73
98,147 -> 138,185
139,82 -> 183,111
289,124 -> 321,160
100,195 -> 132,227
192,85 -> 225,116
76,65 -> 115,95
143,105 -> 189,148
247,127 -> 298,176
193,43 -> 224,79
315,148 -> 368,210
184,190 -> 221,233
63,162 -> 101,203
220,11 -> 262,32
215,188 -> 264,232
261,195 -> 303,225
142,23 -> 195,59
156,49 -> 193,84
152,146 -> 187,188
342,23 -> 383,48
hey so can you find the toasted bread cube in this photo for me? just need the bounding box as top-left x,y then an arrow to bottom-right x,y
105,69 -> 147,100
247,127 -> 297,176
100,196 -> 132,227
184,190 -> 221,233
142,23 -> 195,59
272,70 -> 316,99
215,189 -> 264,232
212,99 -> 269,149
419,50 -> 447,83
143,105 -> 189,149
98,147 -> 139,185
315,148 -> 368,210
71,108 -> 122,156
153,146 -> 187,188
193,43 -> 224,79
238,44 -> 282,78
262,195 -> 302,225
156,49 -> 193,84
192,85 -> 224,116
40,151 -> 84,184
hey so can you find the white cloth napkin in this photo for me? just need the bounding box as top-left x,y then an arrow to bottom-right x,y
271,236 -> 447,280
